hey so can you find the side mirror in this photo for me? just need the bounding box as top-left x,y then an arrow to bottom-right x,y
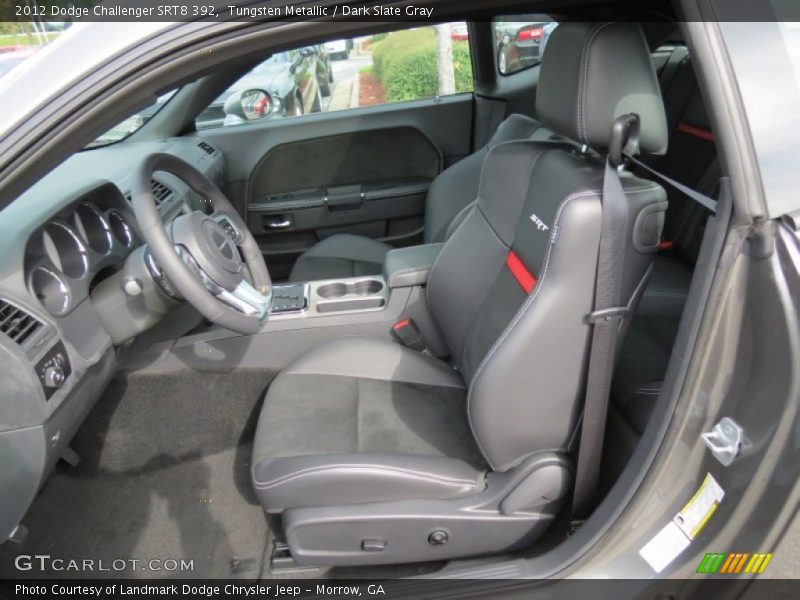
222,89 -> 272,124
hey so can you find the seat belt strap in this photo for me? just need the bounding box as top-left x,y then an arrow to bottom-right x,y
625,153 -> 718,214
659,46 -> 689,94
572,114 -> 642,519
572,156 -> 630,519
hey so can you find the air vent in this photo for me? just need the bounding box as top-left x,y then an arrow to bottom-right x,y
150,179 -> 174,206
0,299 -> 43,346
198,141 -> 215,156
126,179 -> 174,207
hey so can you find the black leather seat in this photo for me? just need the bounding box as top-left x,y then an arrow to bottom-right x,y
287,119 -> 551,282
253,22 -> 669,567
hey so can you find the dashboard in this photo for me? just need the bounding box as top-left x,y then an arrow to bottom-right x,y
0,135 -> 224,541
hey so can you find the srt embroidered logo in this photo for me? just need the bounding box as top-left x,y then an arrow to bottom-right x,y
529,213 -> 550,232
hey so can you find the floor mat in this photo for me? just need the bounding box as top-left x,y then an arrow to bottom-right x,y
0,368 -> 274,579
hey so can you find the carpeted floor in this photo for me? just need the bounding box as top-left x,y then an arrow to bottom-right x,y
0,368 -> 275,579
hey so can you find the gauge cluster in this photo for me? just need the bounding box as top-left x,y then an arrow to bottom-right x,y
24,182 -> 140,318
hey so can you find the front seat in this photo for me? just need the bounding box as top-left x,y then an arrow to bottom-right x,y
287,119 -> 551,284
252,22 -> 668,566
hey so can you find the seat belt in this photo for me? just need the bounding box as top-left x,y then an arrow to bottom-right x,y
571,115 -> 639,519
625,153 -> 718,214
658,45 -> 690,95
659,49 -> 695,133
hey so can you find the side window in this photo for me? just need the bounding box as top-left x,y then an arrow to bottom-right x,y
196,23 -> 473,130
494,18 -> 558,75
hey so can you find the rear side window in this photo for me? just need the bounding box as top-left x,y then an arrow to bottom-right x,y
196,23 -> 473,130
494,17 -> 558,75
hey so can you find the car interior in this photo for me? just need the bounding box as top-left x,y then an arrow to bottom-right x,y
0,11 -> 723,580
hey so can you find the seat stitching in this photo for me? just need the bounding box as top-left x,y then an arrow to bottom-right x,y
279,338 -> 465,389
475,204 -> 509,248
466,183 -> 660,470
444,201 -> 477,241
253,464 -> 480,490
578,23 -> 606,142
580,22 -> 616,142
636,385 -> 663,393
644,292 -> 689,298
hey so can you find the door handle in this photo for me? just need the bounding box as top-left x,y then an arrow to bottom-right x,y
264,218 -> 291,230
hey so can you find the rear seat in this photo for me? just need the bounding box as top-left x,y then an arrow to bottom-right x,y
602,48 -> 718,487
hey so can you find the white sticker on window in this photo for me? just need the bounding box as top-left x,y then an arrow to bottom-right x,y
639,521 -> 692,574
639,473 -> 725,574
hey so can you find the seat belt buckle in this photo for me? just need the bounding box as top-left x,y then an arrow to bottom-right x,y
585,307 -> 630,324
392,318 -> 426,352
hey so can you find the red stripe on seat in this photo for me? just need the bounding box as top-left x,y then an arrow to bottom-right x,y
506,251 -> 537,294
677,121 -> 715,142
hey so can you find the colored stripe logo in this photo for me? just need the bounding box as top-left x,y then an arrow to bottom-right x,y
697,552 -> 773,574
505,251 -> 537,294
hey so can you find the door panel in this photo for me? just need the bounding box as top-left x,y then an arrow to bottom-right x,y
249,127 -> 439,196
198,94 -> 473,279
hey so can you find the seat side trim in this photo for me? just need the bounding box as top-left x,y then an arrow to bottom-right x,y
253,463 -> 481,490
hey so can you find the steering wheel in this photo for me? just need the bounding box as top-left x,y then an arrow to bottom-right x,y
131,153 -> 272,335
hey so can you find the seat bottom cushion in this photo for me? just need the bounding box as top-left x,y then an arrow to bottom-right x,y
252,338 -> 486,511
288,234 -> 393,282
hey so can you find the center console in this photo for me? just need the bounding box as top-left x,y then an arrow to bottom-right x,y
270,276 -> 389,317
126,244 -> 447,374
266,241 -> 446,321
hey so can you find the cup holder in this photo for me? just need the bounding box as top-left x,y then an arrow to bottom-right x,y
314,278 -> 386,313
316,282 -> 348,298
317,279 -> 383,299
353,279 -> 383,295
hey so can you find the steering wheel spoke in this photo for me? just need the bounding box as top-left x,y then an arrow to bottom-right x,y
174,244 -> 270,318
217,279 -> 272,319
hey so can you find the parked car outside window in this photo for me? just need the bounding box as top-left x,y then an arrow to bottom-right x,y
196,47 -> 333,129
495,18 -> 559,75
195,23 -> 473,129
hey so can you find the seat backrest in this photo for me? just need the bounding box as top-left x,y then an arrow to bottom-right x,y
423,116 -> 549,244
426,22 -> 669,471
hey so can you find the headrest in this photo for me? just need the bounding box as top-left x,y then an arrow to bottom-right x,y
535,22 -> 668,155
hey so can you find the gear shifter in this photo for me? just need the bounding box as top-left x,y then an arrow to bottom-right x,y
270,283 -> 308,313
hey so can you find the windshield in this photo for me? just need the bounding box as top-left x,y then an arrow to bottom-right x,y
264,52 -> 291,65
84,89 -> 178,149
